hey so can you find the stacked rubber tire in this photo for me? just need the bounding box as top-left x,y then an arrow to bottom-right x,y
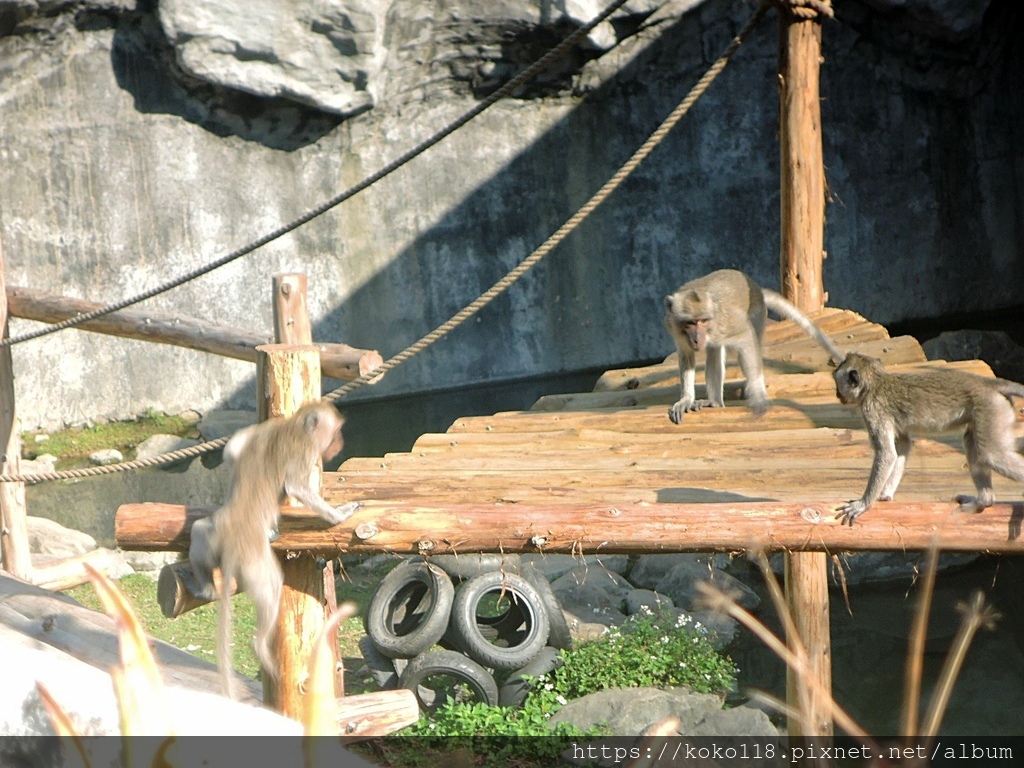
361,555 -> 572,712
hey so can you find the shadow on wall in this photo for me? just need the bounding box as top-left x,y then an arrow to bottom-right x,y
108,0 -> 1024,456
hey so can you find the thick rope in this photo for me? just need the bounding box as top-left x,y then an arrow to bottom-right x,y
0,0 -> 769,485
0,0 -> 631,350
323,0 -> 770,405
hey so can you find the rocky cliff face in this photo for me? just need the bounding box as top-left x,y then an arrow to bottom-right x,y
0,0 -> 1020,428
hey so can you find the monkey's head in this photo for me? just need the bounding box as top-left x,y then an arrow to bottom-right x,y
301,402 -> 346,461
664,289 -> 713,352
833,353 -> 882,405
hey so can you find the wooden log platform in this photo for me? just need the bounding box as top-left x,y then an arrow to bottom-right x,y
116,308 -> 1024,558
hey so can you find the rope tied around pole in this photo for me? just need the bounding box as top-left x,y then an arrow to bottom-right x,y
777,0 -> 833,20
0,0 -> 771,485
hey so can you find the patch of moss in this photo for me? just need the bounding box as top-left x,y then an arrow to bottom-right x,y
23,410 -> 200,469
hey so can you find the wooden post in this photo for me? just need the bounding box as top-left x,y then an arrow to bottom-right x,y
273,273 -> 313,348
0,237 -> 30,579
257,343 -> 330,716
271,273 -> 344,699
779,2 -> 827,311
778,0 -> 833,739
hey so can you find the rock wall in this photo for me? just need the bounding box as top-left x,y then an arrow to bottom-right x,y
0,0 -> 1020,428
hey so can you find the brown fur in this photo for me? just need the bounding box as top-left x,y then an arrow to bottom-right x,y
833,352 -> 1024,525
188,401 -> 360,697
663,269 -> 843,423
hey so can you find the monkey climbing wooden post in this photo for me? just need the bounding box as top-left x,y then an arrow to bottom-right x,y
271,272 -> 343,699
257,342 -> 333,715
778,0 -> 834,740
0,237 -> 30,580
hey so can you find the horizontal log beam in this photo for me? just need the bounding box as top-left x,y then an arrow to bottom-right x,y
115,500 -> 1024,556
7,285 -> 383,382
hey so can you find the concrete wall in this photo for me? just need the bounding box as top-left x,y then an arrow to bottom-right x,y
0,0 -> 1020,429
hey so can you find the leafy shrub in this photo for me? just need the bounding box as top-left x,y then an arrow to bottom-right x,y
376,610 -> 736,765
549,609 -> 737,699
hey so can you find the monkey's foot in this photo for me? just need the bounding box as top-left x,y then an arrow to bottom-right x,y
668,399 -> 713,424
955,494 -> 991,514
748,399 -> 770,417
835,500 -> 869,526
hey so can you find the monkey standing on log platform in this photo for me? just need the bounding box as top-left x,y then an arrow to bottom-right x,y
663,269 -> 843,423
188,401 -> 361,698
833,352 -> 1024,526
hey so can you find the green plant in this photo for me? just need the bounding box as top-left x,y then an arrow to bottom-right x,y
373,609 -> 736,766
550,609 -> 736,699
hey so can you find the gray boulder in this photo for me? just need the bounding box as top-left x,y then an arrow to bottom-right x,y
655,561 -> 760,612
27,517 -> 97,557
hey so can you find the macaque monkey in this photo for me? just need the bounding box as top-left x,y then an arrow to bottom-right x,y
188,401 -> 361,698
663,269 -> 843,423
833,352 -> 1024,525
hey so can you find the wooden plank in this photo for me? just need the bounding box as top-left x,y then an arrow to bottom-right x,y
6,285 -> 383,382
115,500 -> 1024,556
336,689 -> 420,740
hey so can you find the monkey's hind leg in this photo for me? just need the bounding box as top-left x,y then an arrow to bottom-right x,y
736,341 -> 769,416
956,428 -> 997,513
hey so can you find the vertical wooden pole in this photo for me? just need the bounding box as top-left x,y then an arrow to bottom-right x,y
257,343 -> 330,716
270,272 -> 343,699
778,1 -> 833,739
779,4 -> 827,311
0,237 -> 31,579
273,273 -> 313,346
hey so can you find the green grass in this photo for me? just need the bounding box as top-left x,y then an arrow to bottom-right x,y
66,563 -> 390,687
23,411 -> 199,469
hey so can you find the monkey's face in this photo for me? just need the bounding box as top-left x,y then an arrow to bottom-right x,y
320,415 -> 345,462
833,360 -> 866,405
680,318 -> 710,352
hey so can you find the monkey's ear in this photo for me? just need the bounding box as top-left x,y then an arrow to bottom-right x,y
664,295 -> 674,311
303,410 -> 322,432
848,369 -> 861,388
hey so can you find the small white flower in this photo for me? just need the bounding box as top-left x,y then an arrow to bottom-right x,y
555,695 -> 567,706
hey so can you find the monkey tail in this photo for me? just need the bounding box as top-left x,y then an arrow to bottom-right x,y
992,378 -> 1024,401
763,289 -> 845,364
217,567 -> 238,701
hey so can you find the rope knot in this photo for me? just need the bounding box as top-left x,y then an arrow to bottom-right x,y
777,0 -> 833,20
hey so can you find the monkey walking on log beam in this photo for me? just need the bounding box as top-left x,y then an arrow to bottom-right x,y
663,269 -> 844,423
188,401 -> 361,698
833,352 -> 1024,526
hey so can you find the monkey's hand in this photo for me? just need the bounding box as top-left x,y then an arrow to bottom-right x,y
325,500 -> 362,525
835,500 -> 869,526
668,398 -> 713,424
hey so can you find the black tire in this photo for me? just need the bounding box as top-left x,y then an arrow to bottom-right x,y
398,650 -> 499,713
520,563 -> 573,650
431,553 -> 522,581
497,646 -> 564,708
358,635 -> 400,690
365,560 -> 454,659
449,571 -> 549,670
